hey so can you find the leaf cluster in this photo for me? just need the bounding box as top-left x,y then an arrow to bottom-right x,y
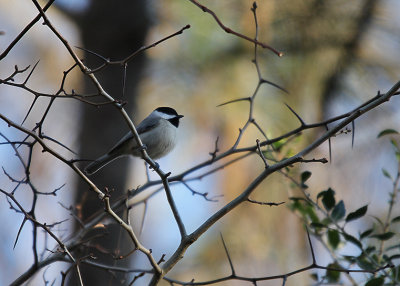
290,130 -> 400,286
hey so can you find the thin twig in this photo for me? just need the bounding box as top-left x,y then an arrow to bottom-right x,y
187,0 -> 283,56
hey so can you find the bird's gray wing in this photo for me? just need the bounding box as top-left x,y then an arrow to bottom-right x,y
136,116 -> 160,134
107,117 -> 159,155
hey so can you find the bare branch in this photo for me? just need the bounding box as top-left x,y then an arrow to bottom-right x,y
256,139 -> 269,168
76,25 -> 191,73
0,0 -> 55,60
220,234 -> 235,275
187,0 -> 283,56
247,199 -> 285,207
2,2 -> 400,285
285,103 -> 306,126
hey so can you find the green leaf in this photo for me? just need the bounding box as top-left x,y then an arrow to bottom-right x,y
305,205 -> 319,223
371,216 -> 384,227
289,198 -> 319,225
371,232 -> 395,241
372,254 -> 380,263
342,232 -> 363,249
391,265 -> 400,281
272,139 -> 286,151
365,276 -> 384,286
388,254 -> 400,261
343,255 -> 356,263
385,243 -> 400,251
301,171 -> 312,182
318,188 -> 336,211
346,205 -> 368,223
382,168 -> 392,180
288,197 -> 309,212
360,228 -> 374,239
321,217 -> 332,226
284,148 -> 296,158
325,263 -> 341,283
391,216 -> 400,223
377,129 -> 399,138
356,256 -> 375,270
331,200 -> 346,221
289,196 -> 309,202
328,229 -> 340,249
364,246 -> 376,254
301,171 -> 312,188
310,222 -> 326,228
310,273 -> 318,281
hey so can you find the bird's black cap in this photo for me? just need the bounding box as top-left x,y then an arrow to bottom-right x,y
156,107 -> 179,116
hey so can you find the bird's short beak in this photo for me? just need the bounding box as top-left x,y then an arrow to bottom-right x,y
178,115 -> 184,118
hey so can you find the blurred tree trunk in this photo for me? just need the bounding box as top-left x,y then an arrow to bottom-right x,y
64,2 -> 150,285
275,0 -> 379,121
321,0 -> 378,112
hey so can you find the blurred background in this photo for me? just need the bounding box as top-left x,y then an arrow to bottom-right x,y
0,0 -> 399,285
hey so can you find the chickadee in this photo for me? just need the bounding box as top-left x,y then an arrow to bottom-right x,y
84,107 -> 184,175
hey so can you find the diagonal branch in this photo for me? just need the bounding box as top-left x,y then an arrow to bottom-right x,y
187,0 -> 283,56
0,0 -> 55,60
151,79 -> 400,284
220,234 -> 235,275
76,25 -> 191,73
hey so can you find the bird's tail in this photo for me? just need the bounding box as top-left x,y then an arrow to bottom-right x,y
84,153 -> 119,175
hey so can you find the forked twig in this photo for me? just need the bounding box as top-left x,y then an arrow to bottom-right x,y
188,0 -> 283,56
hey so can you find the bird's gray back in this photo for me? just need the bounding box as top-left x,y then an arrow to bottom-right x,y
107,116 -> 160,155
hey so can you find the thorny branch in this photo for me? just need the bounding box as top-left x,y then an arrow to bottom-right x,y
77,25 -> 191,74
163,228 -> 393,285
187,0 -> 283,57
0,1 -> 399,285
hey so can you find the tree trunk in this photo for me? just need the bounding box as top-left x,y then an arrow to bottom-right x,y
67,2 -> 150,285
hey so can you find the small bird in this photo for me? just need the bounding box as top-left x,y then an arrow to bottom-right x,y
84,107 -> 184,175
